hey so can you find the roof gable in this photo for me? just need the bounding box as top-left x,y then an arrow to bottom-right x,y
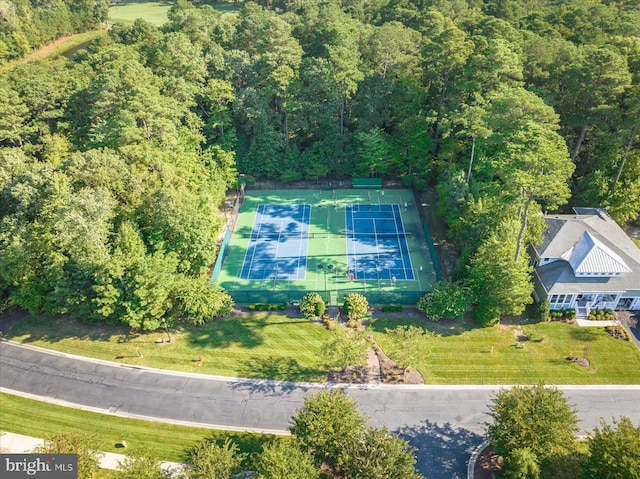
561,231 -> 631,274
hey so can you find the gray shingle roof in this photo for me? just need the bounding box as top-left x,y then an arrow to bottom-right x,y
534,208 -> 640,294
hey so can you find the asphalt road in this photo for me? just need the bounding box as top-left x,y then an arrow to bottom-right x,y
2,341 -> 640,478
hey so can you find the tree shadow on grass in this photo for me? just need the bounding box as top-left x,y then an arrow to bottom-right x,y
367,316 -> 475,338
569,327 -> 602,342
185,316 -> 267,349
396,420 -> 484,479
6,314 -> 138,345
231,356 -> 321,394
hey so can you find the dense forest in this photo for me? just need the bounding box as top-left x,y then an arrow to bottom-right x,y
1,0 -> 639,328
0,0 -> 108,64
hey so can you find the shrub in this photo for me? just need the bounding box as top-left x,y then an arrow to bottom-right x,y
417,281 -> 470,321
534,299 -> 550,322
587,308 -> 614,321
474,303 -> 500,327
395,305 -> 403,312
605,326 -> 629,341
278,303 -> 287,311
299,293 -> 325,318
343,293 -> 369,325
248,304 -> 256,311
550,310 -> 564,319
564,308 -> 576,320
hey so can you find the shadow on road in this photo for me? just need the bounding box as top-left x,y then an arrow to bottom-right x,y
397,420 -> 484,479
229,372 -> 314,396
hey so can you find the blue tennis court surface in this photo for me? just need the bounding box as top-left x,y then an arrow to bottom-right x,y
240,204 -> 310,280
346,204 -> 414,280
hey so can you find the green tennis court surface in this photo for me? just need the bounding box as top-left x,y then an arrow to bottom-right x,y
216,189 -> 437,305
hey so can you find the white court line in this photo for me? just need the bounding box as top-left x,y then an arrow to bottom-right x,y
239,204 -> 263,280
393,203 -> 414,280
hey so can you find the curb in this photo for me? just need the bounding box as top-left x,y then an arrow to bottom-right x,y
467,440 -> 489,479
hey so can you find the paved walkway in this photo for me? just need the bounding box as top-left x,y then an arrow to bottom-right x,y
0,431 -> 185,476
575,318 -> 619,327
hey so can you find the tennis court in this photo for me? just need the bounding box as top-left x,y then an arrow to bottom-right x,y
215,189 -> 438,305
346,204 -> 414,281
240,204 -> 311,280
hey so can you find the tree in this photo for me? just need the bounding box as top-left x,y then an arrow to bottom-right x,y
343,293 -> 369,326
496,122 -> 574,261
560,46 -> 632,163
117,448 -> 169,479
417,281 -> 470,320
503,447 -> 540,479
384,325 -> 433,373
339,426 -> 424,479
322,326 -> 369,371
299,292 -> 325,318
290,390 -> 367,467
173,275 -> 234,325
467,219 -> 533,326
186,438 -> 246,479
254,440 -> 320,479
355,128 -> 392,178
35,431 -> 103,479
486,384 -> 579,469
422,11 -> 474,157
584,417 -> 640,479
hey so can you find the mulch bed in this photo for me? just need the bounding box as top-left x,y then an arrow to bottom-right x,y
474,445 -> 503,479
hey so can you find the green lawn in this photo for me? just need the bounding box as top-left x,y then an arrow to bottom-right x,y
0,392 -> 275,463
370,317 -> 640,384
108,0 -> 174,26
7,312 -> 640,384
8,313 -> 331,382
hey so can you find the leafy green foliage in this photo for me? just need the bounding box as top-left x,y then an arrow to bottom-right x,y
35,431 -> 103,479
504,447 -> 540,479
533,299 -> 550,322
343,293 -> 369,325
116,448 -> 169,479
584,417 -> 640,479
467,219 -> 533,326
322,326 -> 368,371
289,390 -> 367,467
339,426 -> 423,479
384,325 -> 433,372
186,438 -> 246,479
417,281 -> 470,320
254,440 -> 319,479
299,292 -> 325,318
486,384 -> 579,469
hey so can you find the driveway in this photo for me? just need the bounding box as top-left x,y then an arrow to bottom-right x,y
2,341 -> 640,478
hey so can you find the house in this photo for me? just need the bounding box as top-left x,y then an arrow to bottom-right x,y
531,207 -> 640,317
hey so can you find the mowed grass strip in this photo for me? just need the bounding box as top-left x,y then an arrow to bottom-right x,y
8,313 -> 331,382
370,317 -> 640,385
0,392 -> 275,462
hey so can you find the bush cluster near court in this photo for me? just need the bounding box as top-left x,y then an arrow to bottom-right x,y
247,303 -> 287,311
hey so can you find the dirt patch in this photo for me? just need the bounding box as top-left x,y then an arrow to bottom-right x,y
474,445 -> 503,479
